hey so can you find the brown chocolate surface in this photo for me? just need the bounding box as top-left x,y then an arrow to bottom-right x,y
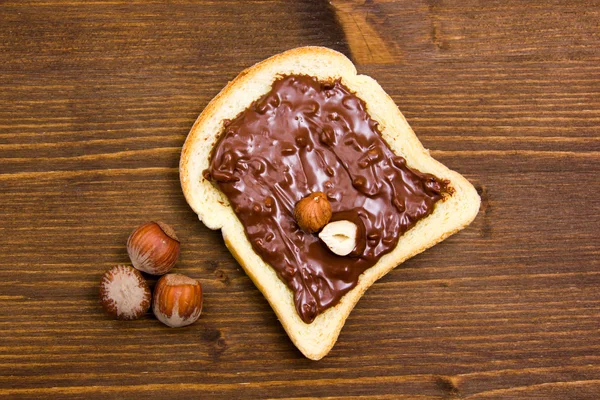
205,75 -> 447,324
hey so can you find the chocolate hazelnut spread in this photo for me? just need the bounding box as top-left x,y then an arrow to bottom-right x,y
205,75 -> 448,323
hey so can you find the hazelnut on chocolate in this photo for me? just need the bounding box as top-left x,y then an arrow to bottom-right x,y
319,220 -> 358,256
293,191 -> 332,233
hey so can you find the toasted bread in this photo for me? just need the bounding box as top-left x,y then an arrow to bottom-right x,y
180,47 -> 480,360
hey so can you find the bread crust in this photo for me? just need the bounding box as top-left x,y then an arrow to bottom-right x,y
180,47 -> 480,360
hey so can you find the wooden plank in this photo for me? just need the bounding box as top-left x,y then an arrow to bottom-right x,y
1,0 -> 599,398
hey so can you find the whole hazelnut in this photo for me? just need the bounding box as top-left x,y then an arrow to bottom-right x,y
127,221 -> 180,275
293,191 -> 332,233
99,265 -> 151,320
153,274 -> 203,328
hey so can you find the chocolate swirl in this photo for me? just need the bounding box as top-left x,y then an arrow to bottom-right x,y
206,75 -> 447,323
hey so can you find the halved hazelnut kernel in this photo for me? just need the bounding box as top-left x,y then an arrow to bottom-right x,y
318,220 -> 358,256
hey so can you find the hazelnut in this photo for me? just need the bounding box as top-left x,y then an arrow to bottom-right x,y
127,221 -> 180,275
293,191 -> 332,233
319,220 -> 358,256
153,274 -> 203,328
99,265 -> 151,320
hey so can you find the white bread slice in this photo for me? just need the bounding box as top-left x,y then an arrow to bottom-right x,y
180,47 -> 480,360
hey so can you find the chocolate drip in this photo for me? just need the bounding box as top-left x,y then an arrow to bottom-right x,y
206,75 -> 447,323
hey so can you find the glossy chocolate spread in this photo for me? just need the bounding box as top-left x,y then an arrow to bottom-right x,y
205,75 -> 448,323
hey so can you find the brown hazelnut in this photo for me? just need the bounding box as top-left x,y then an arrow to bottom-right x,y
99,265 -> 151,320
127,221 -> 180,275
153,274 -> 203,328
293,191 -> 332,233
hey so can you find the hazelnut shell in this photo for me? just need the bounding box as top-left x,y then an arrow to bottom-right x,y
153,274 -> 203,328
127,221 -> 180,275
99,265 -> 151,320
293,191 -> 332,233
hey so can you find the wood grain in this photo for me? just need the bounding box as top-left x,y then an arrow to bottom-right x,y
1,0 -> 599,398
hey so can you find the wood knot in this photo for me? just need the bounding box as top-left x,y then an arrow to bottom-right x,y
206,260 -> 219,271
436,375 -> 460,397
214,268 -> 230,285
475,184 -> 492,238
475,184 -> 490,213
216,337 -> 227,350
202,326 -> 221,342
210,336 -> 228,360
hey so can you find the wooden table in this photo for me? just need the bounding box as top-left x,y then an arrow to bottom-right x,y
1,1 -> 599,398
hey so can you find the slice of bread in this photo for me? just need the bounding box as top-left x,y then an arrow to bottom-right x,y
180,46 -> 480,360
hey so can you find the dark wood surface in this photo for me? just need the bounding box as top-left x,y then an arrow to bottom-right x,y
1,0 -> 599,398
